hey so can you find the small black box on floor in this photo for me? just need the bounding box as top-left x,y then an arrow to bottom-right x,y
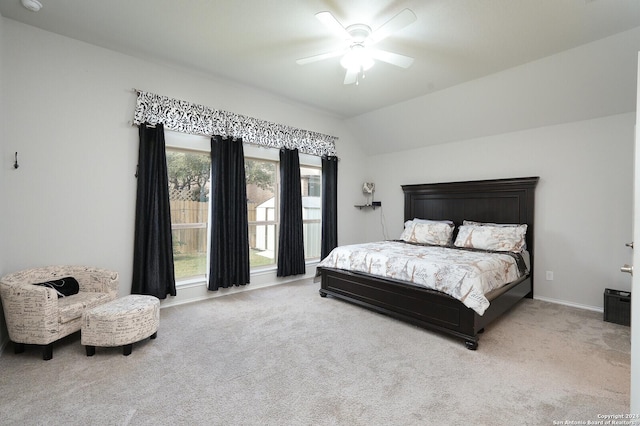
603,288 -> 631,326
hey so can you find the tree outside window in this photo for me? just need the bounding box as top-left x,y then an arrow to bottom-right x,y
167,150 -> 211,280
166,148 -> 321,281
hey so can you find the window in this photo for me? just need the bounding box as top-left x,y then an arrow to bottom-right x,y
245,159 -> 322,268
166,149 -> 211,281
165,134 -> 322,283
301,166 -> 322,259
246,158 -> 278,269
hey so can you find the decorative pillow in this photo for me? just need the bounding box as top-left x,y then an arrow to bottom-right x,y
33,277 -> 80,298
454,223 -> 527,252
400,220 -> 454,246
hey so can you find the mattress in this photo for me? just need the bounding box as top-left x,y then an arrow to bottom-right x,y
317,240 -> 528,315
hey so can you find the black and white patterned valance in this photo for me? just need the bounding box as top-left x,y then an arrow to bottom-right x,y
132,90 -> 337,157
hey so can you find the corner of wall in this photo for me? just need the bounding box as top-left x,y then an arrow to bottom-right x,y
0,14 -> 10,352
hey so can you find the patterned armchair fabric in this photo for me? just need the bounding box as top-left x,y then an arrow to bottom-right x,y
0,265 -> 119,360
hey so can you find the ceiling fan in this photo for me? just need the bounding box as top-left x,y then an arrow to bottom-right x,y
296,9 -> 417,85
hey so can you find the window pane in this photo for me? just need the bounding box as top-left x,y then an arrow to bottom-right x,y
303,221 -> 321,258
246,158 -> 277,269
249,223 -> 276,267
172,227 -> 208,279
167,150 -> 211,280
301,166 -> 322,260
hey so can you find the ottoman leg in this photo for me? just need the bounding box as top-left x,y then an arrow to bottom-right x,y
14,342 -> 25,354
123,344 -> 133,356
86,346 -> 96,357
43,343 -> 53,361
150,332 -> 157,340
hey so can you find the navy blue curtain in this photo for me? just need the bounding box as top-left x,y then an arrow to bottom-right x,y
321,156 -> 338,259
132,123 -> 176,299
209,136 -> 250,290
277,148 -> 305,277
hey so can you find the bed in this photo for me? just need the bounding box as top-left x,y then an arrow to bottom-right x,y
316,176 -> 539,350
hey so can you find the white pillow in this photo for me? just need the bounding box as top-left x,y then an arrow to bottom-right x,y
454,223 -> 527,252
400,220 -> 454,246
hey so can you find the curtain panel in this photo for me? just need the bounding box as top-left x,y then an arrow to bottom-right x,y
277,149 -> 306,277
209,136 -> 251,290
133,90 -> 337,157
132,123 -> 177,299
321,156 -> 339,259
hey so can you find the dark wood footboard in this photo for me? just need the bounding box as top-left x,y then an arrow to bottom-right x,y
318,267 -> 531,350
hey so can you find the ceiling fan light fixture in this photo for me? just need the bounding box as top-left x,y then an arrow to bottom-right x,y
298,9 -> 417,85
340,45 -> 374,72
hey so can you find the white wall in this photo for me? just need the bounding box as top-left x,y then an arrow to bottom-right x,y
0,18 -> 366,308
0,12 -> 7,348
349,28 -> 640,311
362,113 -> 634,310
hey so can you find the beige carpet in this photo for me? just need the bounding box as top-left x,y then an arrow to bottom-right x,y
0,279 -> 630,425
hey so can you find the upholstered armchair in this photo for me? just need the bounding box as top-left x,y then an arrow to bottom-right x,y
0,265 -> 119,360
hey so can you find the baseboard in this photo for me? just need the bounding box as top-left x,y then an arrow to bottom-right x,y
534,295 -> 603,313
159,268 -> 318,309
159,280 -> 284,309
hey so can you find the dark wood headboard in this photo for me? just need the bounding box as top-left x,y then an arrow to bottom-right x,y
402,176 -> 540,283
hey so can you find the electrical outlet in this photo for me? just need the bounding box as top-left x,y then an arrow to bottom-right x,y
546,271 -> 554,281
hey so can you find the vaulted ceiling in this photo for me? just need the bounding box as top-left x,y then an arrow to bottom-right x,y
2,0 -> 640,118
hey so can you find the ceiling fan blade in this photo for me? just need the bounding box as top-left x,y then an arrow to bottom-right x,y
296,49 -> 347,65
344,68 -> 358,85
315,11 -> 351,40
368,8 -> 417,44
370,49 -> 414,68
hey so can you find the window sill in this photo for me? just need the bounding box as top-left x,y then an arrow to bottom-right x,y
175,277 -> 207,289
175,260 -> 319,288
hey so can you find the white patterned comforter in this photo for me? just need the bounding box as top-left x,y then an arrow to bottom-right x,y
317,241 -> 526,315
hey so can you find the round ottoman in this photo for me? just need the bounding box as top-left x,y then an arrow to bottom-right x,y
81,294 -> 159,356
